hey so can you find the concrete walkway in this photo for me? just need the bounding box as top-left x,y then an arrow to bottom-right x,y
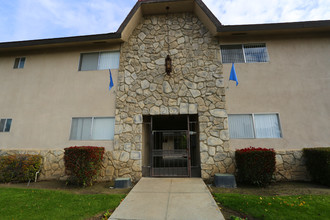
110,178 -> 225,220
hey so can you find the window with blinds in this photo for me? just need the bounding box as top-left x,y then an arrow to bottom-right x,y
220,43 -> 269,63
79,51 -> 120,71
228,113 -> 282,139
70,117 -> 115,140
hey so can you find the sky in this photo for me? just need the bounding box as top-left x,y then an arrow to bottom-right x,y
0,0 -> 330,43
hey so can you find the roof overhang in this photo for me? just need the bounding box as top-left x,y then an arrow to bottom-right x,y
217,20 -> 330,38
0,0 -> 222,53
0,33 -> 122,53
0,0 -> 329,53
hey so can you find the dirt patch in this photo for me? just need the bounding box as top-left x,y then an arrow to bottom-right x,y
209,181 -> 330,196
0,180 -> 131,195
85,211 -> 106,220
218,205 -> 256,220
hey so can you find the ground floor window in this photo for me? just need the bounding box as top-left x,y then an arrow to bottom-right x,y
228,113 -> 282,139
70,117 -> 115,140
0,119 -> 12,132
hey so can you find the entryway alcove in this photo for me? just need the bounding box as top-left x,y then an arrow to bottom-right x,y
142,115 -> 201,177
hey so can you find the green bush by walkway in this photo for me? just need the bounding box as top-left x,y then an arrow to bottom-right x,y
0,154 -> 42,183
0,188 -> 125,220
303,147 -> 330,186
235,147 -> 276,186
214,193 -> 330,220
64,146 -> 105,187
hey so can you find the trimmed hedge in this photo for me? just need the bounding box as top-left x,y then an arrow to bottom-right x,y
64,146 -> 105,186
0,154 -> 42,183
235,147 -> 276,186
303,147 -> 330,186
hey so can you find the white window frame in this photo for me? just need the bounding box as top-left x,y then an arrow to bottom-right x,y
78,51 -> 120,71
0,118 -> 12,132
220,43 -> 269,63
13,57 -> 26,69
69,117 -> 115,141
228,113 -> 282,139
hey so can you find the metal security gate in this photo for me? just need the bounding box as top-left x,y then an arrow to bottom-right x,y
148,115 -> 200,177
151,130 -> 190,177
142,115 -> 200,177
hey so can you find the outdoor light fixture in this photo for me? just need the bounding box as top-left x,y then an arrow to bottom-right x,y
165,55 -> 172,75
165,6 -> 172,76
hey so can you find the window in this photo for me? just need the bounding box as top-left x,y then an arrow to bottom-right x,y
220,44 -> 269,63
228,113 -> 281,139
79,51 -> 120,71
0,119 -> 12,132
13,57 -> 26,69
70,117 -> 115,140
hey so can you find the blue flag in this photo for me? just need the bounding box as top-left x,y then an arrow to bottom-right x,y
109,69 -> 114,91
229,63 -> 238,86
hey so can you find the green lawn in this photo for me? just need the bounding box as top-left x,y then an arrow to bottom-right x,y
0,188 -> 125,220
214,193 -> 330,220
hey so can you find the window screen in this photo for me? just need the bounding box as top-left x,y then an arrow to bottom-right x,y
221,44 -> 269,63
254,114 -> 281,138
228,114 -> 254,138
92,117 -> 115,140
80,53 -> 99,71
220,45 -> 245,63
70,118 -> 92,140
98,52 -> 120,70
244,44 -> 269,63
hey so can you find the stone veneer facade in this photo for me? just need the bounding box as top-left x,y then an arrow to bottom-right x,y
0,149 -> 310,182
113,13 -> 229,181
275,150 -> 310,181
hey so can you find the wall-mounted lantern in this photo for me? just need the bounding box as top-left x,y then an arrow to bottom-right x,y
165,6 -> 172,76
165,55 -> 172,75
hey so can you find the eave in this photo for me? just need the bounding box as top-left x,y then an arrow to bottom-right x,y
0,33 -> 122,53
0,0 -> 223,53
0,0 -> 329,53
217,20 -> 330,38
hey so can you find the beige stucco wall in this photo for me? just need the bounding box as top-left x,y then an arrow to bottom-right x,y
221,36 -> 330,150
0,45 -> 120,150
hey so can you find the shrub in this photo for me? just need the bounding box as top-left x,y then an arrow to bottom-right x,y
0,154 -> 42,183
64,146 -> 105,186
303,147 -> 330,186
235,147 -> 276,186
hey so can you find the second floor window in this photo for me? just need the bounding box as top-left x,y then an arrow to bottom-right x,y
220,43 -> 269,63
79,51 -> 120,71
13,57 -> 26,69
